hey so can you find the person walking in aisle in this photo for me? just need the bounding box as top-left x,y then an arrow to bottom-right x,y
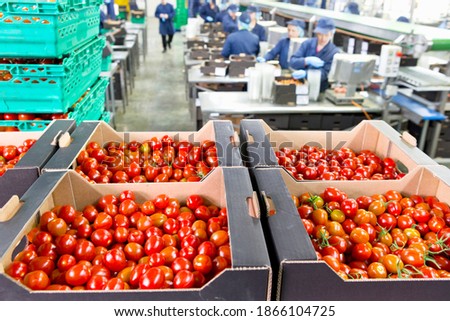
155,0 -> 175,53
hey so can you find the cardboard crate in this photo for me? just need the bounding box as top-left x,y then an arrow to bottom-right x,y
0,167 -> 271,300
187,39 -> 207,49
43,120 -> 242,172
239,119 -> 437,171
200,22 -> 223,34
189,48 -> 210,60
206,40 -> 224,50
228,54 -> 256,78
273,76 -> 308,106
0,120 -> 76,212
251,166 -> 450,300
200,61 -> 229,76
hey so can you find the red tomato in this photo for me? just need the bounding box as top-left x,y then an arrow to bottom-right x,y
23,270 -> 50,290
173,270 -> 195,288
65,263 -> 91,286
103,249 -> 128,272
139,267 -> 166,289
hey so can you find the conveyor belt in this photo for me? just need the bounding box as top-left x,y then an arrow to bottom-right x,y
241,0 -> 450,51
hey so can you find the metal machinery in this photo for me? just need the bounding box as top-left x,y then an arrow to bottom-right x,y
240,0 -> 450,159
326,53 -> 378,105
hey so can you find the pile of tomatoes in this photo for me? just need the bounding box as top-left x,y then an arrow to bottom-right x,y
295,187 -> 450,279
6,191 -> 231,291
0,113 -> 68,121
75,137 -> 219,183
0,138 -> 36,176
276,145 -> 405,180
0,58 -> 62,65
0,113 -> 68,132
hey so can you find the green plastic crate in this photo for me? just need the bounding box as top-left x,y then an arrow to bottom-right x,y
131,13 -> 145,24
0,77 -> 109,131
69,76 -> 108,124
101,54 -> 112,71
0,36 -> 105,114
100,111 -> 111,123
0,119 -> 51,131
0,0 -> 102,58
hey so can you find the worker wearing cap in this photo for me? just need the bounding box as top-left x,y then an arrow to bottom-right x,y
199,0 -> 220,22
222,4 -> 239,33
290,17 -> 340,92
221,12 -> 260,58
257,19 -> 305,69
247,6 -> 266,41
344,2 -> 360,15
216,1 -> 229,23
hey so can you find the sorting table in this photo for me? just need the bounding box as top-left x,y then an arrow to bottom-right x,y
125,22 -> 148,62
199,91 -> 384,130
187,66 -> 249,124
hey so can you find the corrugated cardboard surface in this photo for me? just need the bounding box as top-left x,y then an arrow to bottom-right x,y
240,119 -> 438,169
0,167 -> 271,300
253,166 -> 450,300
0,120 -> 76,208
43,120 -> 242,172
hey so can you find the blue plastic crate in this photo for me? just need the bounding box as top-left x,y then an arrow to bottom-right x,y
0,0 -> 102,58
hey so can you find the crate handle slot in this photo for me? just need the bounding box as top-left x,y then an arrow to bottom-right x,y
246,192 -> 260,219
401,131 -> 417,147
230,132 -> 240,147
58,131 -> 72,148
245,130 -> 255,143
261,191 -> 276,217
0,195 -> 22,223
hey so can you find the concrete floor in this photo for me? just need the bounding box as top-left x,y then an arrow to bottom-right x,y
114,18 -> 195,132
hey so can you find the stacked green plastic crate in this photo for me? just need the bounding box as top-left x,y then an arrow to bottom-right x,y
0,0 -> 110,131
174,0 -> 188,30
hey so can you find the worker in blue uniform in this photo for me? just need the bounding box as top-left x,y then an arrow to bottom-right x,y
344,2 -> 360,14
199,0 -> 220,22
155,0 -> 175,53
221,12 -> 260,58
100,0 -> 121,29
189,0 -> 201,17
290,17 -> 340,92
222,4 -> 239,33
257,19 -> 305,69
246,6 -> 266,41
216,1 -> 229,23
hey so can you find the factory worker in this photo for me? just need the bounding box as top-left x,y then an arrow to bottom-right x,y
216,1 -> 230,23
257,19 -> 305,69
246,6 -> 266,41
289,17 -> 340,92
221,12 -> 260,58
190,0 -> 202,17
155,0 -> 175,53
199,0 -> 220,22
222,4 -> 239,33
344,2 -> 360,15
100,0 -> 121,29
